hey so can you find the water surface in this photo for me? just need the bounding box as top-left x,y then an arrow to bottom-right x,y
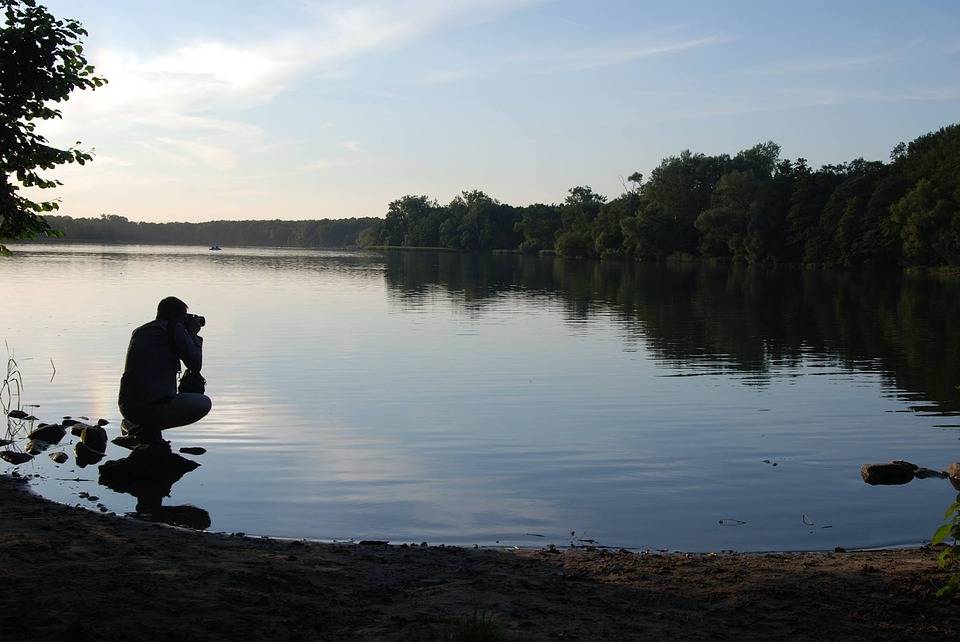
2,244 -> 959,551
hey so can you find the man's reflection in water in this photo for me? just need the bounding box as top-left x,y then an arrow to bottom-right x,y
98,445 -> 210,530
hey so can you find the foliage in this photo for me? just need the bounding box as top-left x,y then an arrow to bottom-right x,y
355,124 -> 960,266
932,493 -> 960,598
42,214 -> 380,248
0,0 -> 106,254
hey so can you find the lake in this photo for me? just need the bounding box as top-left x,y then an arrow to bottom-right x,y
2,243 -> 959,551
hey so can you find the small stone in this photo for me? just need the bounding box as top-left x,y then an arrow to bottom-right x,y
0,451 -> 33,465
62,419 -> 80,427
97,419 -> 109,426
178,447 -> 206,456
0,439 -> 13,446
947,463 -> 960,479
834,546 -> 846,553
28,424 -> 66,445
914,467 -> 948,480
25,440 -> 51,455
74,442 -> 105,468
49,451 -> 69,464
80,425 -> 108,453
7,410 -> 29,419
69,422 -> 94,436
860,461 -> 918,485
111,435 -> 140,450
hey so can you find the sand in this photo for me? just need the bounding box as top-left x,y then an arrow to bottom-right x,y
1,474 -> 958,641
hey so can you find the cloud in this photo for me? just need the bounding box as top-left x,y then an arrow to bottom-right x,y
519,34 -> 732,72
339,140 -> 361,153
730,55 -> 887,77
44,0 -> 543,142
648,86 -> 960,122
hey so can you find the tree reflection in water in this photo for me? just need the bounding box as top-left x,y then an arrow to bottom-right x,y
383,251 -> 960,414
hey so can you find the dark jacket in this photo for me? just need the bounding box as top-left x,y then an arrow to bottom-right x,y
118,319 -> 203,413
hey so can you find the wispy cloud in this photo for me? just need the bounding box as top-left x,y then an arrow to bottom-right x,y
339,140 -> 361,153
43,1 -> 543,153
649,85 -> 960,122
730,54 -> 887,77
519,34 -> 732,72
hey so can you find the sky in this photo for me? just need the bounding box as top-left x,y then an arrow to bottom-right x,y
31,0 -> 960,222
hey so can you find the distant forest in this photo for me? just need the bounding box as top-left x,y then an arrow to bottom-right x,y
43,216 -> 380,249
44,123 -> 959,266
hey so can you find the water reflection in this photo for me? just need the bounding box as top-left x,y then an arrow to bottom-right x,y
99,445 -> 210,530
383,251 -> 960,413
3,244 -> 960,550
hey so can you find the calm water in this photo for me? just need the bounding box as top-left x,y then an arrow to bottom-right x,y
2,243 -> 959,551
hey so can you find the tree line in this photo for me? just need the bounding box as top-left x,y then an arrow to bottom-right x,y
364,123 -> 960,266
41,215 -> 380,249
38,123 -> 959,266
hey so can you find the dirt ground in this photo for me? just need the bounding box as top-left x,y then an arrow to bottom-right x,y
1,475 -> 958,641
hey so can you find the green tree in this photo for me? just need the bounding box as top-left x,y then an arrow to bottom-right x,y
1,0 -> 106,254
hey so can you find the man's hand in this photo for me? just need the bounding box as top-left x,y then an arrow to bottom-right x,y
185,315 -> 203,336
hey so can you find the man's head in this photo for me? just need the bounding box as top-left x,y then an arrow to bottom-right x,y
156,296 -> 188,323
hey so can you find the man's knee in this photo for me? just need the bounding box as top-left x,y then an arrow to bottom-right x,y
198,394 -> 212,418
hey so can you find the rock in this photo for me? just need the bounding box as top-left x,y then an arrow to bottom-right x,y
861,460 -> 918,485
62,418 -> 80,427
97,418 -> 109,426
49,451 -> 69,464
80,425 -> 108,453
28,424 -> 66,445
948,463 -> 960,479
69,422 -> 96,437
74,442 -> 105,468
7,409 -> 29,419
0,451 -> 34,465
135,505 -> 211,530
0,439 -> 13,447
25,440 -> 52,455
914,467 -> 949,480
178,447 -> 206,456
111,435 -> 141,450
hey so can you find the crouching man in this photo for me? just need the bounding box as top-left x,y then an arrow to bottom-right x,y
118,296 -> 211,444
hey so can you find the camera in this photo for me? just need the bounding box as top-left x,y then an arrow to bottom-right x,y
185,313 -> 206,328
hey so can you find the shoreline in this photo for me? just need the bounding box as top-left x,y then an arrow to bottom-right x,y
3,474 -> 958,640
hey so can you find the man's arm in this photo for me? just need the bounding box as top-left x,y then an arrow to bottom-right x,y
173,322 -> 203,372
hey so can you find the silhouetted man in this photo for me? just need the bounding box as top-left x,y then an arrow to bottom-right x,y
118,296 -> 211,443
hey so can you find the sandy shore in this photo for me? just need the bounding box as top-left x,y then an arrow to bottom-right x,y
1,475 -> 958,641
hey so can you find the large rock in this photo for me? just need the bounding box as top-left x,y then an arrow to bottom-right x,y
948,463 -> 960,479
28,424 -> 66,445
49,451 -> 69,464
80,425 -> 108,454
0,451 -> 34,465
861,460 -> 918,485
